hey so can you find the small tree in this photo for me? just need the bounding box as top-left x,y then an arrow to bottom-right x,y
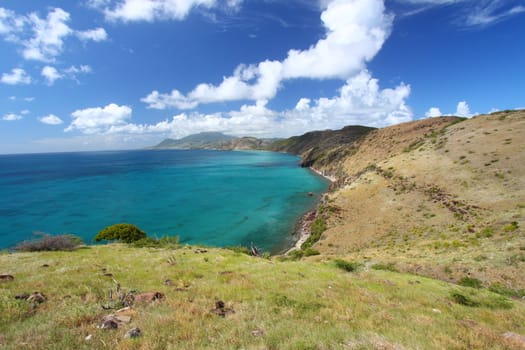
94,223 -> 147,243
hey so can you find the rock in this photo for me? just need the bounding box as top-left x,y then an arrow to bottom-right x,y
15,293 -> 30,300
124,327 -> 142,339
41,264 -> 49,268
84,334 -> 93,341
211,300 -> 235,318
251,329 -> 264,337
0,274 -> 14,282
27,292 -> 46,304
99,319 -> 118,330
503,332 -> 525,347
164,279 -> 174,286
134,291 -> 164,304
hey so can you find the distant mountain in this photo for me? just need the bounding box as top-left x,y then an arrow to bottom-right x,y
150,132 -> 238,150
268,125 -> 375,168
149,132 -> 277,151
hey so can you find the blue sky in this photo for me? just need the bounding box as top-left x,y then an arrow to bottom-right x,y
1,0 -> 524,154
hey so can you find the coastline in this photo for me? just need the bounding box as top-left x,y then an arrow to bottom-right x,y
284,166 -> 336,255
309,167 -> 337,183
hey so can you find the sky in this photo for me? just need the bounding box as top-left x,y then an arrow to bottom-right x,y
0,0 -> 524,154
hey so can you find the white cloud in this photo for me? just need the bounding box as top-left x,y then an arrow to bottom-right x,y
425,100 -> 476,118
425,107 -> 442,117
89,70 -> 412,140
76,27 -> 108,42
66,103 -> 133,134
2,113 -> 23,121
41,66 -> 63,85
0,7 -> 108,62
39,114 -> 63,125
21,109 -> 30,115
455,100 -> 472,117
1,68 -> 31,85
41,65 -> 92,85
103,0 -> 224,22
22,8 -> 73,61
143,0 -> 393,110
395,0 -> 525,26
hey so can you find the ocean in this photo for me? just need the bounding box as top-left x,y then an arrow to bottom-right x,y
0,150 -> 328,252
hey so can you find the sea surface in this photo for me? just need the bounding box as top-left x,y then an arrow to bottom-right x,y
0,150 -> 328,252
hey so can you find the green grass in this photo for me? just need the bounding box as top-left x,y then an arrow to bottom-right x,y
1,245 -> 525,349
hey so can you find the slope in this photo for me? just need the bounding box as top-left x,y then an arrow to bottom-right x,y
305,110 -> 525,290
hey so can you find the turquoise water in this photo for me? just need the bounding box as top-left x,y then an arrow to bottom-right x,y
0,150 -> 328,252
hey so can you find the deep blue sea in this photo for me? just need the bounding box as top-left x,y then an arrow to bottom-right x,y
0,150 -> 328,252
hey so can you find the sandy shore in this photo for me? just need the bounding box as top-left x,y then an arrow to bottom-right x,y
310,167 -> 337,182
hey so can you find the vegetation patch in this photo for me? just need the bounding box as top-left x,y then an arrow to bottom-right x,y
301,217 -> 327,250
94,223 -> 147,243
458,277 -> 483,289
334,259 -> 360,272
371,262 -> 399,272
14,233 -> 83,252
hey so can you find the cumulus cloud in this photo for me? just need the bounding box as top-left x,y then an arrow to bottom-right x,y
66,103 -> 133,134
39,114 -> 63,125
0,7 -> 108,62
455,101 -> 472,117
143,0 -> 394,110
424,100 -> 476,118
41,66 -> 63,85
1,68 -> 31,85
76,27 -> 108,42
41,65 -> 92,85
102,0 -> 233,22
84,71 -> 411,140
425,107 -> 442,117
2,113 -> 23,121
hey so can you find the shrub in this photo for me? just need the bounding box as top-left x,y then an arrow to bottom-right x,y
303,248 -> 320,257
372,263 -> 399,272
132,236 -> 180,248
504,221 -> 519,232
451,292 -> 480,307
334,259 -> 360,272
301,217 -> 327,250
458,277 -> 483,289
488,283 -> 525,298
14,233 -> 83,252
94,223 -> 146,243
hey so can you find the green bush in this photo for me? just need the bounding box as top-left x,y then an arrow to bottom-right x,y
334,259 -> 360,272
371,263 -> 399,272
94,223 -> 146,243
132,236 -> 180,248
301,217 -> 326,250
451,292 -> 480,307
458,277 -> 483,289
14,233 -> 83,252
303,248 -> 320,257
488,283 -> 525,298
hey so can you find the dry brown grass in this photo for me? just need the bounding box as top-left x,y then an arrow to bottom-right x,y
311,110 -> 525,289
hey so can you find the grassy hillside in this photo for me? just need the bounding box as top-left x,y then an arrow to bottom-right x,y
306,110 -> 525,291
1,245 -> 525,349
2,110 -> 525,349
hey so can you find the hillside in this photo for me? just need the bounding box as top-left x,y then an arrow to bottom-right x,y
2,110 -> 525,349
1,245 -> 525,349
150,132 -> 275,151
300,110 -> 525,290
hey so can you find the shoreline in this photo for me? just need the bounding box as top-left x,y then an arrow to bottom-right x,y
309,167 -> 337,183
284,166 -> 336,255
